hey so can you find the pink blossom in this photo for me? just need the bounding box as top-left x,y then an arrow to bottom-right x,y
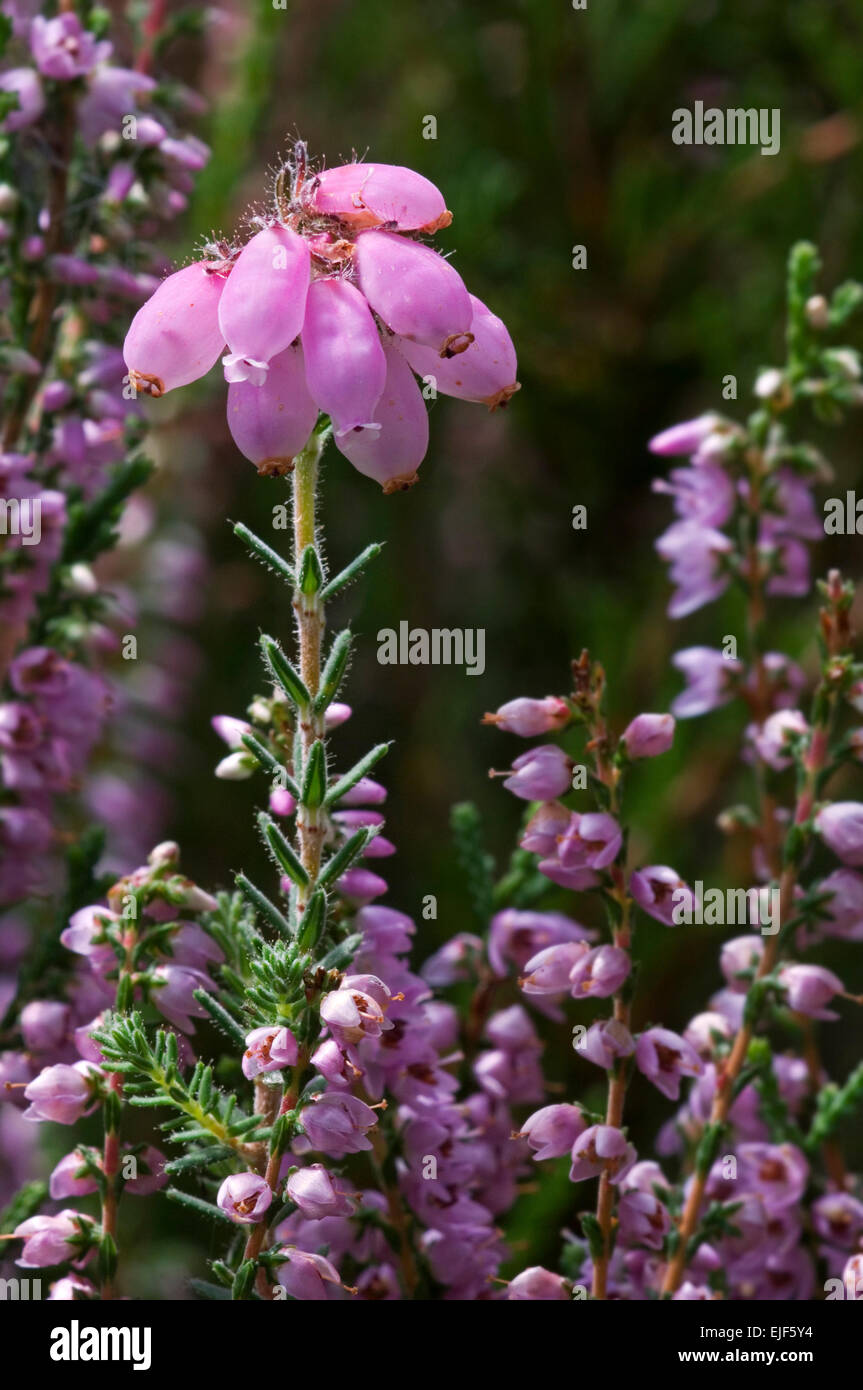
507,1267 -> 569,1300
302,162 -> 450,232
333,339 -> 428,493
30,14 -> 110,79
219,226 -> 310,382
635,1027 -> 702,1100
217,1172 -> 272,1224
569,944 -> 631,999
354,228 -> 473,358
285,1165 -> 354,1220
123,261 -> 227,397
621,712 -> 675,759
301,277 -> 386,437
569,1124 -> 636,1184
241,1025 -> 299,1079
502,745 -> 573,801
226,343 -> 318,471
519,1104 -> 587,1160
23,1062 -> 97,1124
14,1209 -> 88,1267
482,695 -> 570,737
778,963 -> 844,1020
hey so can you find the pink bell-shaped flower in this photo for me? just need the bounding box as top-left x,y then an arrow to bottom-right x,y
395,294 -> 519,408
226,343 -> 318,473
123,261 -> 226,397
335,339 -> 428,492
302,161 -> 451,233
218,225 -> 310,383
301,278 -> 386,438
354,229 -> 473,358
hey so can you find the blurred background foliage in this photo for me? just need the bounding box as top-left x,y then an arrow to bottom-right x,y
101,0 -> 863,1276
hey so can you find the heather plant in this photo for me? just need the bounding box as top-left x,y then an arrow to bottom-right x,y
3,143 -> 524,1299
3,19 -> 863,1302
466,243 -> 863,1300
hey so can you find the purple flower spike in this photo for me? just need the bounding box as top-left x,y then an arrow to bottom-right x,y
301,278 -> 386,437
334,339 -> 429,493
219,225 -> 310,382
354,229 -> 473,358
123,261 -> 226,397
216,1172 -> 272,1225
226,343 -> 318,473
396,294 -> 520,410
302,161 -> 451,233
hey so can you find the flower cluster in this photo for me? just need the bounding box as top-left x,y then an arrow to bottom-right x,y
123,143 -> 519,492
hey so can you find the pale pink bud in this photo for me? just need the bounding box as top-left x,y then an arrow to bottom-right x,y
354,229 -> 473,357
218,226 -> 309,382
50,1149 -> 99,1200
123,261 -> 226,397
23,1062 -> 97,1124
753,708 -> 809,771
507,1267 -> 569,1300
14,1210 -> 88,1268
720,935 -> 764,992
302,162 -> 451,232
335,339 -> 428,492
519,941 -> 589,995
519,1103 -> 587,1160
285,1164 -> 354,1219
482,696 -> 570,737
396,294 -> 519,408
815,802 -> 863,865
301,278 -> 386,436
621,712 -> 675,759
778,963 -> 844,1020
503,744 -> 573,800
226,342 -> 318,471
